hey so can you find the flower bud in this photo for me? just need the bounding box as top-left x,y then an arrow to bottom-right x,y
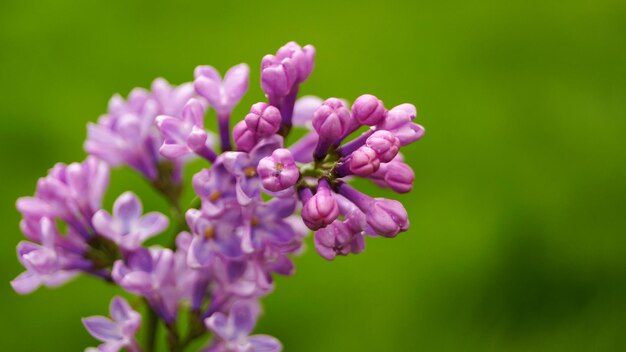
314,221 -> 365,260
232,120 -> 258,152
365,130 -> 400,162
366,199 -> 409,237
349,146 -> 381,176
352,94 -> 386,126
301,180 -> 339,230
313,98 -> 350,156
372,161 -> 415,193
275,41 -> 316,82
244,102 -> 282,137
261,56 -> 298,98
257,149 -> 300,192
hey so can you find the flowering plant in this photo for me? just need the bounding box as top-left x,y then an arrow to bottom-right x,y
12,42 -> 424,351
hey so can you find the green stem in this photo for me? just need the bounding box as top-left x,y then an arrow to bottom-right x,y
144,301 -> 158,352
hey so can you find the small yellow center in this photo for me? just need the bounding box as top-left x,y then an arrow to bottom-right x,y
244,166 -> 257,177
204,227 -> 215,239
275,162 -> 284,171
209,191 -> 221,202
251,216 -> 260,227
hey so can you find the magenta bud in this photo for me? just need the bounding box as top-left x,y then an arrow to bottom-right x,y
349,146 -> 381,176
261,56 -> 298,98
301,180 -> 340,230
257,148 -> 300,192
395,122 -> 425,146
352,94 -> 386,126
244,102 -> 282,137
366,199 -> 409,237
314,221 -> 365,260
275,42 -> 316,82
232,120 -> 258,152
373,161 -> 415,193
378,104 -> 416,130
312,98 -> 351,143
186,126 -> 208,152
366,130 -> 400,162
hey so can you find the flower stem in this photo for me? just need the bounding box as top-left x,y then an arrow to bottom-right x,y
144,301 -> 159,352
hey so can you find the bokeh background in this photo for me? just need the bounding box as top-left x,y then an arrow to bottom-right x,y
1,0 -> 625,350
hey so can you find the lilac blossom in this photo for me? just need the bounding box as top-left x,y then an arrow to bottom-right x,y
92,192 -> 169,251
11,218 -> 87,294
352,94 -> 386,126
312,98 -> 351,160
257,148 -> 299,193
156,98 -> 217,162
338,183 -> 409,238
205,300 -> 282,352
85,79 -> 194,180
195,64 -> 250,151
112,248 -> 180,322
300,179 -> 340,230
221,136 -> 283,204
313,193 -> 367,260
366,130 -> 400,163
82,296 -> 141,352
186,208 -> 244,268
261,42 -> 315,131
16,157 -> 109,238
369,155 -> 415,193
12,41 -> 422,351
244,103 -> 282,138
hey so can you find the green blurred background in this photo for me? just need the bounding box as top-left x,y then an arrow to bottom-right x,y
1,0 -> 625,350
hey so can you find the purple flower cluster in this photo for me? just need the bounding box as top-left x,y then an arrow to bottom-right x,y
12,41 -> 423,351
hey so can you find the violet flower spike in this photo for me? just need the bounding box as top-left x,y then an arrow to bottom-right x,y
300,179 -> 340,230
205,300 -> 282,352
82,296 -> 142,352
257,148 -> 299,193
92,191 -> 169,251
194,64 -> 250,152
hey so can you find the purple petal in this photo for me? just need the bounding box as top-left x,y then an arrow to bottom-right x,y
205,312 -> 231,341
113,192 -> 142,225
292,96 -> 323,126
223,63 -> 249,108
248,335 -> 283,352
109,296 -> 132,322
92,210 -> 116,240
82,316 -> 121,342
230,300 -> 257,337
194,75 -> 221,110
11,271 -> 42,294
136,212 -> 169,241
